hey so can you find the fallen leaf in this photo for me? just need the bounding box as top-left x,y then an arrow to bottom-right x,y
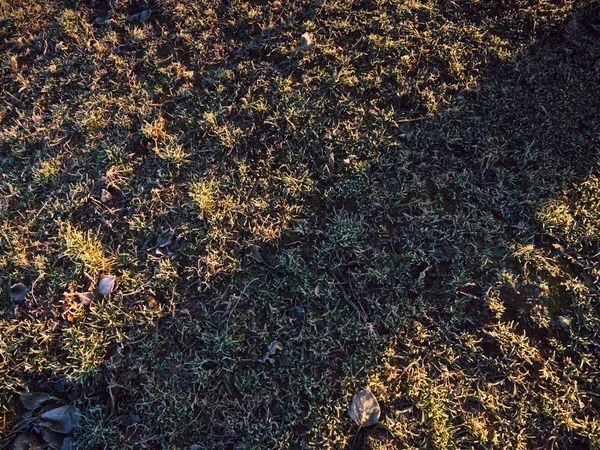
399,122 -> 414,140
249,244 -> 264,263
75,292 -> 93,305
259,340 -> 283,363
314,283 -> 322,297
94,15 -> 109,26
20,392 -> 56,410
155,246 -> 169,257
348,387 -> 381,427
126,12 -> 140,23
12,433 -> 43,450
288,305 -> 305,320
139,9 -> 151,23
9,283 -> 28,301
127,9 -> 151,24
118,414 -> 140,427
98,275 -> 116,296
61,437 -> 75,450
300,32 -> 314,50
40,405 -> 79,434
155,232 -> 172,248
41,428 -> 65,449
101,189 -> 113,202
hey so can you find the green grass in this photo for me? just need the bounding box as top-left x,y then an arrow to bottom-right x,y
1,0 -> 600,448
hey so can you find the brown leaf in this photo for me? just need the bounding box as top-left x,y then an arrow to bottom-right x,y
20,392 -> 56,410
41,428 -> 65,449
118,414 -> 140,427
300,32 -> 314,50
60,437 -> 75,450
101,189 -> 113,203
314,283 -> 322,297
40,405 -> 79,434
98,275 -> 116,296
348,387 -> 381,427
126,12 -> 140,23
12,433 -> 43,450
9,283 -> 29,301
75,292 -> 93,305
259,340 -> 283,363
399,122 -> 414,140
139,9 -> 151,23
249,244 -> 264,263
94,15 -> 109,26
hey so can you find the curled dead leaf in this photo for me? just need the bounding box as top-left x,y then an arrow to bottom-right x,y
139,9 -> 151,22
60,437 -> 75,450
348,387 -> 381,427
12,433 -> 42,450
20,392 -> 56,410
314,283 -> 322,297
288,305 -> 305,320
101,189 -> 113,202
94,15 -> 109,26
260,340 -> 283,363
75,292 -> 93,305
127,9 -> 151,23
9,283 -> 28,301
399,122 -> 414,140
126,12 -> 140,23
118,414 -> 140,427
40,405 -> 79,434
98,275 -> 116,296
300,32 -> 314,50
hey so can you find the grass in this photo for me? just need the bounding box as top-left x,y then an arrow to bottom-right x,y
1,0 -> 600,448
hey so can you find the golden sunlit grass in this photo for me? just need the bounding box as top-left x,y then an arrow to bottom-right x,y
1,0 -> 600,448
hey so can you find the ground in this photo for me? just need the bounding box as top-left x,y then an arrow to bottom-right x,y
1,0 -> 600,448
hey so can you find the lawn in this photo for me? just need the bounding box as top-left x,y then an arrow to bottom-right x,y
1,0 -> 600,448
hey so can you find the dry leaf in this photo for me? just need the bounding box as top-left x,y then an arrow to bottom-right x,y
300,32 -> 314,50
259,340 -> 283,363
60,437 -> 75,450
118,414 -> 140,427
41,428 -> 65,448
314,283 -> 322,297
126,12 -> 140,23
20,392 -> 56,410
9,283 -> 28,301
127,9 -> 151,23
75,292 -> 93,305
155,232 -> 172,248
12,433 -> 43,450
40,405 -> 79,434
98,275 -> 116,296
94,15 -> 109,26
101,189 -> 113,202
399,122 -> 414,140
249,245 -> 265,263
139,9 -> 151,22
348,387 -> 381,427
288,305 -> 305,320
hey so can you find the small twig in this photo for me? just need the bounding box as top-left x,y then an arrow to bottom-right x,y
327,267 -> 367,322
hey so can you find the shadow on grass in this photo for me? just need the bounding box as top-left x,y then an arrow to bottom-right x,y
314,6 -> 600,450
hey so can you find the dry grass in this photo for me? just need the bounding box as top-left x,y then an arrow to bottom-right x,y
1,0 -> 600,448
